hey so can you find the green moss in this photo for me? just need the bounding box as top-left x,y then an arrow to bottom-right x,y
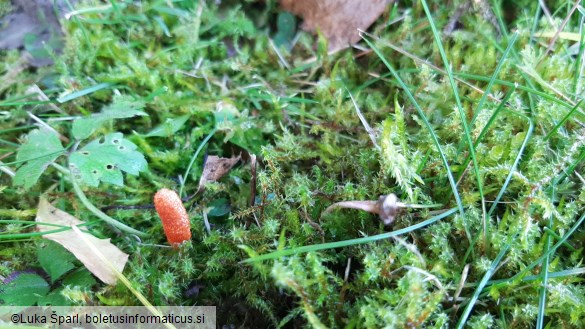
1,0 -> 584,327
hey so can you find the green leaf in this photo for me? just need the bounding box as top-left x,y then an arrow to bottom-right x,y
273,12 -> 296,48
62,268 -> 97,287
0,273 -> 50,305
72,97 -> 147,140
144,114 -> 190,137
69,132 -> 148,187
214,102 -> 239,127
13,129 -> 65,189
208,198 -> 231,217
37,288 -> 71,306
37,241 -> 76,283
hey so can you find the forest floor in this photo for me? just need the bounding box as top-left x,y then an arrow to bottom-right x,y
1,0 -> 585,328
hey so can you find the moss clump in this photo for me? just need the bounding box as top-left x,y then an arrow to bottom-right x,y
1,0 -> 584,327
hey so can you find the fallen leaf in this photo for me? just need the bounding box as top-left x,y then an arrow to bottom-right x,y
36,197 -> 129,285
197,154 -> 241,193
280,0 -> 392,52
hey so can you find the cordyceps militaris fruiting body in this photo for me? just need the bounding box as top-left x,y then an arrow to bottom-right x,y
154,188 -> 191,247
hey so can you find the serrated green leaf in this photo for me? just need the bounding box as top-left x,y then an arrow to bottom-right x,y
144,114 -> 190,137
69,133 -> 148,187
0,273 -> 50,305
37,288 -> 71,306
62,268 -> 97,287
72,97 -> 147,140
13,129 -> 65,189
37,241 -> 76,283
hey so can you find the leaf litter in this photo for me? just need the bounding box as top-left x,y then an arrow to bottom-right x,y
196,154 -> 241,193
280,0 -> 393,52
35,197 -> 129,285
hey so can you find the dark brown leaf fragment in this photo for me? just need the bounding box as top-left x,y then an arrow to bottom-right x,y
197,154 -> 241,193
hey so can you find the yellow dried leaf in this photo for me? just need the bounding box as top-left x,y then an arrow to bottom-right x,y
36,197 -> 129,285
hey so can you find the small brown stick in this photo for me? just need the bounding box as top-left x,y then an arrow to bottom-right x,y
249,154 -> 257,207
539,0 -> 581,63
450,264 -> 470,318
346,87 -> 380,151
301,209 -> 325,241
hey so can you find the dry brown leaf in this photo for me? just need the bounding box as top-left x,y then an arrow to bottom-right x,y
280,0 -> 392,52
36,197 -> 129,285
197,154 -> 241,192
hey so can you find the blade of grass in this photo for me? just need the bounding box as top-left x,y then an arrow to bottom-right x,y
1,148 -> 69,167
537,0 -> 581,63
359,32 -> 579,116
56,82 -> 115,103
421,0 -> 487,249
0,228 -> 72,240
490,0 -> 509,39
71,173 -> 147,237
543,227 -> 575,251
179,127 -> 217,198
64,4 -> 113,19
536,185 -> 555,329
50,163 -> 148,237
345,87 -> 380,151
358,32 -> 505,108
455,72 -> 581,112
0,125 -> 37,134
551,147 -> 585,183
485,267 -> 585,286
529,0 -> 543,47
0,101 -> 53,106
461,106 -> 531,264
490,211 -> 585,288
544,100 -> 583,140
70,225 -> 176,329
361,35 -> 465,220
572,13 -> 585,95
242,207 -> 457,263
487,111 -> 533,218
470,32 -> 519,127
456,236 -> 513,329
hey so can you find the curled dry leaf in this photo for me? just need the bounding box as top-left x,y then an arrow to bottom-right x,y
280,0 -> 393,52
197,154 -> 241,193
36,197 -> 129,285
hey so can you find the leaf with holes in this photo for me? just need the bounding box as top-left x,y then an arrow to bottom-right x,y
13,128 -> 65,189
69,133 -> 147,187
